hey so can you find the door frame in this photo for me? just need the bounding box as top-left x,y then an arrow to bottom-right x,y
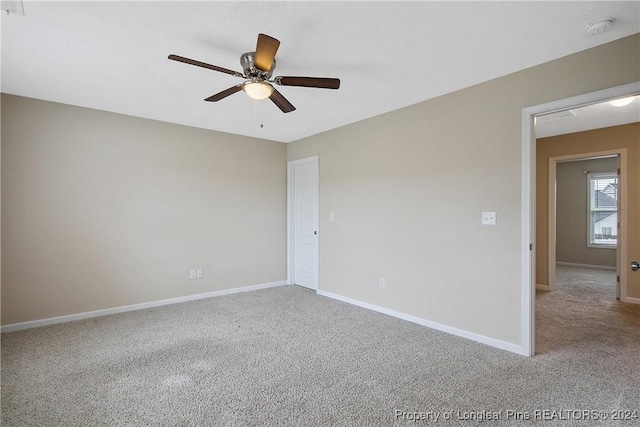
520,81 -> 639,357
546,151 -> 625,295
287,156 -> 319,288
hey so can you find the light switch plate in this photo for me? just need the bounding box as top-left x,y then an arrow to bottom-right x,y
482,212 -> 497,225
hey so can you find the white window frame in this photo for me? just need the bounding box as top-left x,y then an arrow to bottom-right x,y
587,171 -> 617,249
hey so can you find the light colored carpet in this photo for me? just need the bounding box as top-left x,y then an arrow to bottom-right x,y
536,265 -> 639,356
2,268 -> 639,426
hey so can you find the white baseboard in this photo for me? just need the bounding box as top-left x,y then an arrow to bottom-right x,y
621,296 -> 640,305
316,290 -> 523,355
1,280 -> 287,333
556,261 -> 616,271
536,284 -> 551,291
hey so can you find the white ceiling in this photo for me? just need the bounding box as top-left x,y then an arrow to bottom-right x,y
2,1 -> 639,143
536,95 -> 640,138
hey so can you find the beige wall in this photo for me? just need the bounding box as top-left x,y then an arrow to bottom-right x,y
536,123 -> 640,298
556,157 -> 618,268
2,35 -> 638,347
288,35 -> 640,345
1,94 -> 287,325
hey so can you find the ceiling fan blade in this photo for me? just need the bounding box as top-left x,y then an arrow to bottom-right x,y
204,85 -> 243,102
275,76 -> 340,90
168,54 -> 242,77
269,88 -> 296,113
254,33 -> 280,72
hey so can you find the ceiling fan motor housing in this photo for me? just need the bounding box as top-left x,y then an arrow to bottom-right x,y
240,52 -> 275,80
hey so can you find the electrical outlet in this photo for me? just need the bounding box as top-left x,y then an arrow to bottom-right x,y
189,269 -> 196,279
379,278 -> 385,289
196,268 -> 203,279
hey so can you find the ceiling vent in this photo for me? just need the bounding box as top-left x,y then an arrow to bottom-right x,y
1,0 -> 24,15
537,109 -> 577,123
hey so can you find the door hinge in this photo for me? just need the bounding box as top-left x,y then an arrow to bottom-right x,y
529,243 -> 533,251
617,275 -> 620,283
618,222 -> 620,229
617,168 -> 620,175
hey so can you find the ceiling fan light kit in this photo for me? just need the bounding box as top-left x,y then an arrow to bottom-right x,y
169,33 -> 341,114
243,81 -> 274,100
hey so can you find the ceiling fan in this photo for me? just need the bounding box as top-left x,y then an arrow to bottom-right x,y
168,33 -> 340,113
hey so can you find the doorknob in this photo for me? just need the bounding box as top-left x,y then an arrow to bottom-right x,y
632,261 -> 640,272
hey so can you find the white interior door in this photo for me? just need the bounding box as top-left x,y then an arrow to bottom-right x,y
291,158 -> 318,289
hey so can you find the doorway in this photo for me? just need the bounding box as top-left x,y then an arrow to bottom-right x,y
548,153 -> 621,299
287,156 -> 319,290
520,82 -> 639,356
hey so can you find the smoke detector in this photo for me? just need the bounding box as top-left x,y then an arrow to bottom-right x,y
585,18 -> 614,35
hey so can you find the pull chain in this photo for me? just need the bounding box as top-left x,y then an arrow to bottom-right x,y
253,99 -> 264,128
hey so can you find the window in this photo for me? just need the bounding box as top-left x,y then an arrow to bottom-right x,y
588,171 -> 617,248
